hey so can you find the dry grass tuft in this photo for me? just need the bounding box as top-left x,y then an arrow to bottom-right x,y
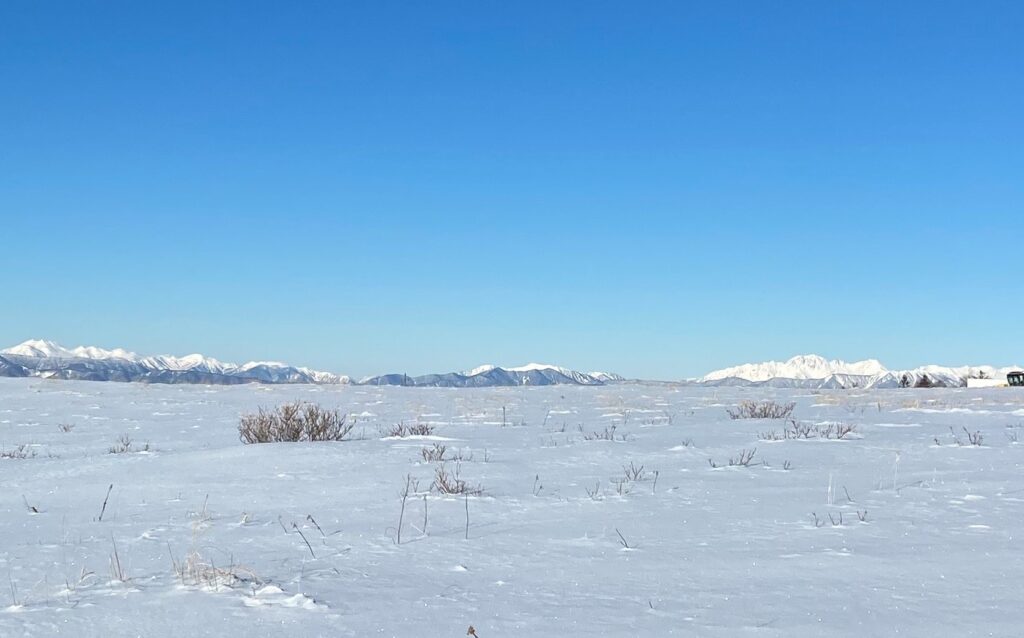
381,422 -> 436,438
420,443 -> 448,462
109,434 -> 150,454
170,549 -> 259,590
432,462 -> 483,496
1,445 -> 37,460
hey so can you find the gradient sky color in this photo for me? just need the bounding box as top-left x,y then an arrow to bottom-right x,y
2,1 -> 1022,379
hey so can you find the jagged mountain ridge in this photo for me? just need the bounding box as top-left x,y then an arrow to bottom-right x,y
702,354 -> 886,382
700,355 -> 1020,389
0,339 -> 348,385
359,364 -> 620,387
0,341 -> 619,388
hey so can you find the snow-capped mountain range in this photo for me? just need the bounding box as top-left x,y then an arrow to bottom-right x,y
699,354 -> 1020,389
3,340 -> 1014,389
359,364 -> 624,387
0,340 -> 623,387
0,339 -> 348,385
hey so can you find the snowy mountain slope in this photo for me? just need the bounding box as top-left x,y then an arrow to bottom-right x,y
865,366 -> 1019,389
700,354 -> 1021,389
0,355 -> 28,377
362,364 -> 619,387
3,339 -> 142,362
0,339 -> 347,385
702,354 -> 885,383
463,364 -> 498,376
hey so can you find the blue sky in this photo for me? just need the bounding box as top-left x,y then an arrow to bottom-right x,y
2,1 -> 1022,379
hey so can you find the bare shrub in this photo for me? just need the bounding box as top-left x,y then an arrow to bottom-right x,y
822,422 -> 858,440
582,425 -> 622,441
407,423 -> 436,436
380,423 -> 406,438
0,445 -> 36,460
622,462 -> 647,482
787,420 -> 817,439
940,426 -> 984,447
726,401 -> 795,420
764,420 -> 858,441
381,422 -> 436,438
811,511 -> 847,528
420,443 -> 448,462
432,462 -> 483,496
238,402 -> 353,444
58,423 -> 75,433
729,448 -> 758,466
951,426 -> 983,446
108,434 -> 150,454
709,448 -> 758,468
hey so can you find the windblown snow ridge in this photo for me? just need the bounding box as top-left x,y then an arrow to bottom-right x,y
0,339 -> 348,385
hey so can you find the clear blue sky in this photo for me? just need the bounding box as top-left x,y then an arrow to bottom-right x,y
2,1 -> 1022,379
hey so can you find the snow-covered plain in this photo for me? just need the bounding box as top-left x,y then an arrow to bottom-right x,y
2,377 -> 1023,637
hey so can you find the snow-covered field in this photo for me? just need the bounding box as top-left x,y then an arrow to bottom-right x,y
2,378 -> 1023,637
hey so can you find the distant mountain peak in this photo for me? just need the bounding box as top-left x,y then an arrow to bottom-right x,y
463,364 -> 498,376
5,339 -> 143,362
463,362 -> 576,376
5,339 -> 74,358
701,354 -> 886,383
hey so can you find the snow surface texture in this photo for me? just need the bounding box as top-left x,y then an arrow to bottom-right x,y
701,354 -> 1020,389
2,378 -> 1023,636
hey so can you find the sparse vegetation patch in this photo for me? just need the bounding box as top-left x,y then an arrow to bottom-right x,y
726,401 -> 795,420
239,402 -> 353,443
